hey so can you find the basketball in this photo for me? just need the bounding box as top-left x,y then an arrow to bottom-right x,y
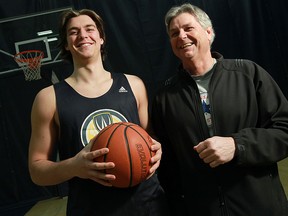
91,122 -> 155,188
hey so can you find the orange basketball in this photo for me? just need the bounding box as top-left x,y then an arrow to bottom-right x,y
91,122 -> 154,188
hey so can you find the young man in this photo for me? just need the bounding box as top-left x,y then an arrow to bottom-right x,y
151,3 -> 288,216
28,9 -> 168,215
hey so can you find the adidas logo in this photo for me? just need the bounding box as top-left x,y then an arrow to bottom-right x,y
119,86 -> 128,93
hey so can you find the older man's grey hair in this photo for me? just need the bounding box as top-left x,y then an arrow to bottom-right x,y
165,3 -> 215,44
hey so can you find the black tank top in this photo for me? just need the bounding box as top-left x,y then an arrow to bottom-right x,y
54,72 -> 140,160
54,72 -> 168,216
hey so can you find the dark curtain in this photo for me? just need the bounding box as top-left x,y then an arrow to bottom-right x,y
0,0 -> 287,215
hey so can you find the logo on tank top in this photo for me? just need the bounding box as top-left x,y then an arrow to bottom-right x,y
118,86 -> 128,92
80,109 -> 128,146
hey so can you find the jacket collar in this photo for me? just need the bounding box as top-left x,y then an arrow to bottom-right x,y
177,51 -> 223,78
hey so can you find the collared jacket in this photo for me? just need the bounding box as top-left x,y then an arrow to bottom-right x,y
151,52 -> 288,216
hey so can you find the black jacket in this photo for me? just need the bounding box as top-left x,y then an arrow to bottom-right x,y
151,53 -> 288,216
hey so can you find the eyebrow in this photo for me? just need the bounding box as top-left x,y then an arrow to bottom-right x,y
169,23 -> 194,31
67,24 -> 96,32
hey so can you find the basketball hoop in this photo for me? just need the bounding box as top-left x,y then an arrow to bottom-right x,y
14,50 -> 44,81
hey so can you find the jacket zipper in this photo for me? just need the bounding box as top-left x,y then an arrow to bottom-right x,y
218,186 -> 230,216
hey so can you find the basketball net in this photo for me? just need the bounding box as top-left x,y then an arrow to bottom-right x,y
14,50 -> 44,81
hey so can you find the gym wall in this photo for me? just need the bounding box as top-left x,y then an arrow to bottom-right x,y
0,0 -> 287,215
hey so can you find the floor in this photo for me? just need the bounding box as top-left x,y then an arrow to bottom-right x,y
25,197 -> 67,216
25,159 -> 288,215
279,158 -> 288,195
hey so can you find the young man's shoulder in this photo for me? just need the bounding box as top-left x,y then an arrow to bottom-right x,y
36,85 -> 55,98
124,73 -> 145,87
124,73 -> 141,81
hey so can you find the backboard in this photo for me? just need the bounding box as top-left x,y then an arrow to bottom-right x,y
0,7 -> 73,78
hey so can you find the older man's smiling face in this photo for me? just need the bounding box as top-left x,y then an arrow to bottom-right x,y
168,12 -> 213,62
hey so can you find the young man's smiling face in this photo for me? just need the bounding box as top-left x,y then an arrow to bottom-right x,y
65,15 -> 104,61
